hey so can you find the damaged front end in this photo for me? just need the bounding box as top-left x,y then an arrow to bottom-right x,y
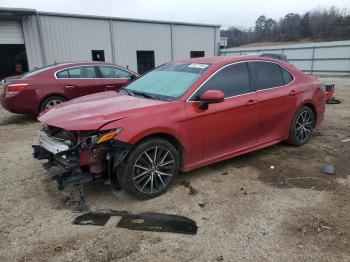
32,125 -> 132,204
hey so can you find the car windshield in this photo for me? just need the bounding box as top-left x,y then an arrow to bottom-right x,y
123,62 -> 210,101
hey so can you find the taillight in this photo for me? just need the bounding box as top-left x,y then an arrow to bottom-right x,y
325,84 -> 335,100
6,84 -> 28,94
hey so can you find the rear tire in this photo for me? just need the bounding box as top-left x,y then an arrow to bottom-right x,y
117,138 -> 179,199
40,96 -> 66,112
286,106 -> 315,146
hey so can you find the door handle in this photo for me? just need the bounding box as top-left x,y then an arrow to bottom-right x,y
245,99 -> 259,106
64,85 -> 76,89
106,85 -> 115,88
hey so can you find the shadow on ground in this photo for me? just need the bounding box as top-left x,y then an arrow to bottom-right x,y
0,113 -> 37,125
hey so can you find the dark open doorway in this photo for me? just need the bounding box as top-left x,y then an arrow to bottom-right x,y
136,51 -> 155,74
0,44 -> 28,79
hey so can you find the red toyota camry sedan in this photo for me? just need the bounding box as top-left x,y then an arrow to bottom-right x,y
0,62 -> 138,115
33,56 -> 325,199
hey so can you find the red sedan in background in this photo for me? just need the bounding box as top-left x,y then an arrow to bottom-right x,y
33,56 -> 325,199
0,62 -> 138,115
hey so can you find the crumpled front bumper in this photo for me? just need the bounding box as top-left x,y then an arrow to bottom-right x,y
32,144 -> 80,169
33,130 -> 81,169
32,130 -> 132,173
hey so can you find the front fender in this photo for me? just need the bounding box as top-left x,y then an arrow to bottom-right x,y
99,119 -> 186,146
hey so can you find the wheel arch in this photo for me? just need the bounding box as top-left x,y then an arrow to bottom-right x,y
38,93 -> 68,112
132,132 -> 185,170
302,102 -> 317,126
287,101 -> 318,136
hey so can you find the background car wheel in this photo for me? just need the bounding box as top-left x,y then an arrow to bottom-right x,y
40,96 -> 66,112
117,138 -> 179,199
287,106 -> 316,146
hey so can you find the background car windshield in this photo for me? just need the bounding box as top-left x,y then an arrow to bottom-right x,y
125,63 -> 210,100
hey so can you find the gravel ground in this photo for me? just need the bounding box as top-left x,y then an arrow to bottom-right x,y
0,76 -> 349,262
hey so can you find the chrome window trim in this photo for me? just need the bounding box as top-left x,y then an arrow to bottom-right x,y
186,60 -> 295,102
54,64 -> 132,80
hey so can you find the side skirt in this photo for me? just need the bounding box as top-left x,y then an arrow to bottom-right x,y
183,137 -> 285,172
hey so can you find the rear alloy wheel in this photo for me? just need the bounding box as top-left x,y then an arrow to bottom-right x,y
40,96 -> 66,112
287,106 -> 315,146
117,138 -> 179,199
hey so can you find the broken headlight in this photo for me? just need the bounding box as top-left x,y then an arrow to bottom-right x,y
81,128 -> 122,148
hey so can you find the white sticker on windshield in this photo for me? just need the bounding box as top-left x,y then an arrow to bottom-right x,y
188,63 -> 209,69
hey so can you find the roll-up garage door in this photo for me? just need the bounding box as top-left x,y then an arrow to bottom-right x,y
0,20 -> 24,44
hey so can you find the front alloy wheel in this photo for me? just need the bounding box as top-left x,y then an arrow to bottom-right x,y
133,146 -> 175,194
117,138 -> 179,199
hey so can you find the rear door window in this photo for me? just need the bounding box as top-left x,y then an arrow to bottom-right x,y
98,66 -> 131,78
194,62 -> 251,99
64,66 -> 98,78
252,62 -> 284,90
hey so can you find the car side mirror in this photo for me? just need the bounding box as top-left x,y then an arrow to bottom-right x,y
130,74 -> 137,80
198,90 -> 225,110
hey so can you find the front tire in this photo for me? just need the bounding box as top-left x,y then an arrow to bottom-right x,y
287,106 -> 316,146
117,138 -> 179,199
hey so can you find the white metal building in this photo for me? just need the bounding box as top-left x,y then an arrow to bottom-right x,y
0,7 -> 220,78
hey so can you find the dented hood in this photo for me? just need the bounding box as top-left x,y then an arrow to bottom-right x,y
38,91 -> 166,131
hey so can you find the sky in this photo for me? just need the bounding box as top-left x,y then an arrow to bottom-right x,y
0,0 -> 349,28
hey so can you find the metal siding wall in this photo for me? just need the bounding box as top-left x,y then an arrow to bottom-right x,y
19,13 -> 218,72
39,15 -> 113,64
112,21 -> 172,72
215,27 -> 221,55
173,25 -> 215,59
22,15 -> 44,69
314,46 -> 350,58
284,48 -> 313,59
0,20 -> 24,44
220,40 -> 350,75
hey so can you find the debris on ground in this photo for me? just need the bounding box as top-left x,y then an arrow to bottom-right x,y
54,247 -> 62,252
285,177 -> 332,190
325,84 -> 341,104
180,180 -> 198,195
198,203 -> 206,208
321,165 -> 335,175
313,131 -> 324,136
326,98 -> 341,104
117,213 -> 197,235
341,138 -> 350,143
300,218 -> 334,234
73,211 -> 197,235
221,172 -> 229,176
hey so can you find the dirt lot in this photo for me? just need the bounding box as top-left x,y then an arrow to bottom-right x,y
0,77 -> 349,262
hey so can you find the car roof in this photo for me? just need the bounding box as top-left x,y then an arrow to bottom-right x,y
52,61 -> 118,68
48,61 -> 137,74
174,56 -> 284,67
